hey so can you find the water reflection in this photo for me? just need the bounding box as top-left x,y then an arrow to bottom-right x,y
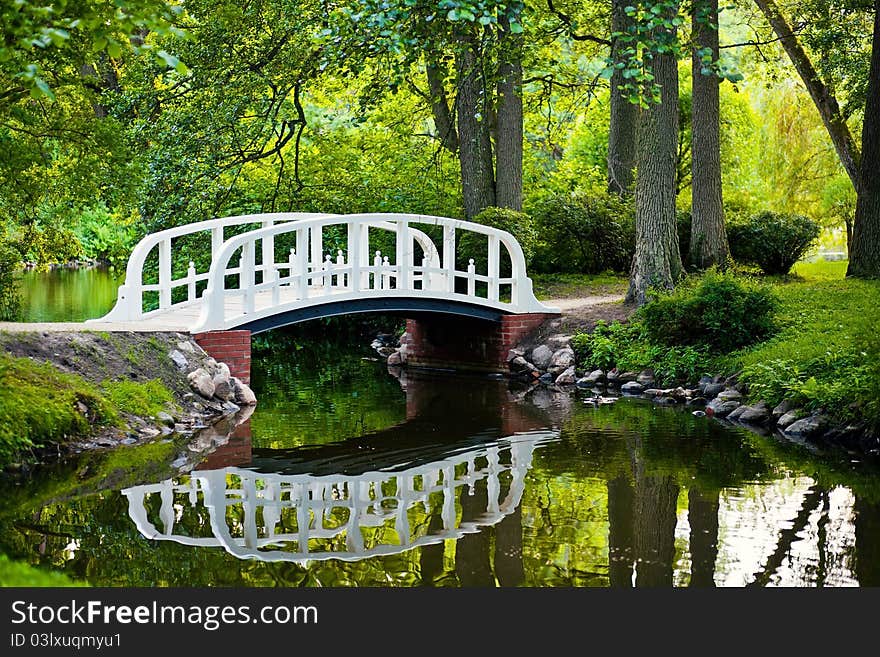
2,353 -> 880,587
122,433 -> 552,564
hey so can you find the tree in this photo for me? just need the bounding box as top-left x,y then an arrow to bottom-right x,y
328,1 -> 528,218
625,1 -> 684,306
848,0 -> 880,278
689,0 -> 728,269
607,0 -> 638,194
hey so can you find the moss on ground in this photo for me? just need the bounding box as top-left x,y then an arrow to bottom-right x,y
0,353 -> 178,466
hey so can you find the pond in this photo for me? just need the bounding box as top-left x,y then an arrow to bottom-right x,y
4,268 -> 880,587
16,266 -> 123,322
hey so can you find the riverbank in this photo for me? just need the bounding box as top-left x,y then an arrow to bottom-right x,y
387,263 -> 879,455
0,331 -> 256,469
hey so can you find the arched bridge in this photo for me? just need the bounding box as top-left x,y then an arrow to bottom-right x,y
89,212 -> 557,334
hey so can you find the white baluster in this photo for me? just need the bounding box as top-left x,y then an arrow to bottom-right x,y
288,248 -> 297,295
467,258 -> 476,297
296,228 -> 309,299
186,261 -> 196,301
382,256 -> 391,290
261,219 -> 276,283
442,223 -> 456,293
323,254 -> 333,295
336,249 -> 345,289
241,242 -> 255,314
373,251 -> 382,290
487,234 -> 500,301
159,238 -> 172,309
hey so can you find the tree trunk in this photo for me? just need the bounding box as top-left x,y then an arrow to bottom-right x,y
494,506 -> 525,586
855,495 -> 880,587
495,18 -> 524,211
607,0 -> 638,195
690,0 -> 729,269
455,32 -> 496,218
634,473 -> 680,587
426,57 -> 459,153
687,487 -> 719,587
607,474 -> 635,587
626,18 -> 683,306
753,0 -> 861,189
848,0 -> 880,278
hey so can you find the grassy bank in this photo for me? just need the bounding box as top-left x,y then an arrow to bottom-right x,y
571,261 -> 879,430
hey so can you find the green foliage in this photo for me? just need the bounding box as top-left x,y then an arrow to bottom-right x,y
640,271 -> 777,352
75,205 -> 138,266
0,354 -> 117,461
472,207 -> 537,262
728,211 -> 821,275
0,238 -> 21,321
102,379 -> 174,417
571,320 -> 708,386
530,191 -> 635,274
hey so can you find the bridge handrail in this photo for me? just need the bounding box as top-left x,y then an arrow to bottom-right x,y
91,212 -> 335,323
193,212 -> 549,332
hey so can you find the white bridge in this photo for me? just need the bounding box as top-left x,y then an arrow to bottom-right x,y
90,213 -> 556,333
121,432 -> 551,563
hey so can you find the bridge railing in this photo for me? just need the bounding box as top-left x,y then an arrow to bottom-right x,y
122,434 -> 548,563
90,213 -> 334,323
193,213 -> 551,332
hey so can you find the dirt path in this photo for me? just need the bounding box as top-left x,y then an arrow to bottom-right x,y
543,293 -> 633,335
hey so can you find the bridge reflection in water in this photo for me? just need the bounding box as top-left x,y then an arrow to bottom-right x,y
122,373 -> 560,565
123,433 -> 552,563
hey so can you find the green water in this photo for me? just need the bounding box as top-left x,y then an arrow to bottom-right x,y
16,267 -> 123,322
1,335 -> 879,587
5,269 -> 880,586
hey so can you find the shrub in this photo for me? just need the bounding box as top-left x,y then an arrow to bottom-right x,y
728,211 -> 820,275
75,205 -> 138,267
639,270 -> 777,352
0,238 -> 21,321
530,191 -> 635,274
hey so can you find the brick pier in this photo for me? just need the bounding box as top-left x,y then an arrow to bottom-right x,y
404,312 -> 555,374
193,330 -> 252,383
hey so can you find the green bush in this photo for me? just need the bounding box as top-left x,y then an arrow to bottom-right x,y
0,239 -> 21,321
728,211 -> 820,275
530,192 -> 635,274
639,270 -> 777,352
75,205 -> 138,267
571,319 -> 709,385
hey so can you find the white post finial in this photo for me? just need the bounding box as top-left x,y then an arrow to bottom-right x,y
324,254 -> 333,294
186,261 -> 197,301
382,255 -> 390,290
467,258 -> 476,297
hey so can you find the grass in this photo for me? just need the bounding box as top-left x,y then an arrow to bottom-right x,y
103,378 -> 175,417
732,260 -> 879,423
0,354 -> 177,465
568,259 -> 879,428
0,353 -> 117,461
532,272 -> 628,300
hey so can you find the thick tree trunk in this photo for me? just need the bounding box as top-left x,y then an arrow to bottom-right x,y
687,487 -> 719,587
455,33 -> 496,218
690,0 -> 729,269
626,21 -> 683,306
495,18 -> 524,211
607,474 -> 635,587
454,480 -> 494,586
848,0 -> 880,278
754,0 -> 861,189
634,473 -> 680,587
607,0 -> 638,195
855,496 -> 880,586
426,58 -> 459,153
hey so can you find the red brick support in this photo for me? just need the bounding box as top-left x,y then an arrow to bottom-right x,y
405,312 -> 555,374
193,330 -> 252,383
